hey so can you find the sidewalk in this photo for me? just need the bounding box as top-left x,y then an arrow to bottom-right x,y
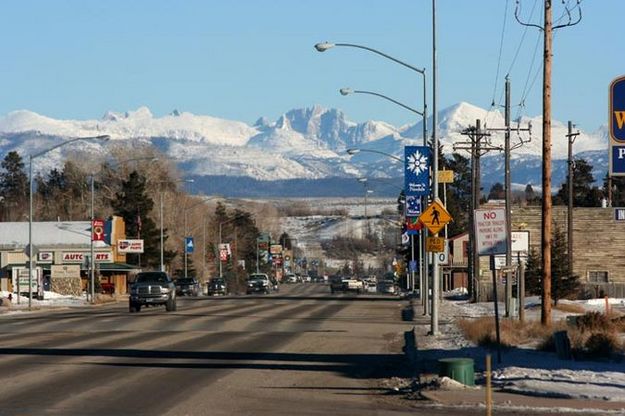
404,299 -> 625,414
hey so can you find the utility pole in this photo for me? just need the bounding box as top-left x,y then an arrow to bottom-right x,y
516,0 -> 582,326
431,0 -> 440,336
456,120 -> 497,302
483,77 -> 531,316
566,121 -> 580,281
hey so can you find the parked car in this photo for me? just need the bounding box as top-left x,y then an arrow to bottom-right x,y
377,279 -> 398,295
174,277 -> 200,296
247,273 -> 273,294
285,273 -> 298,284
207,278 -> 227,296
129,271 -> 177,313
301,275 -> 312,283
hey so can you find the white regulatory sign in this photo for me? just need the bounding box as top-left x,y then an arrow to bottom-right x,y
474,208 -> 508,256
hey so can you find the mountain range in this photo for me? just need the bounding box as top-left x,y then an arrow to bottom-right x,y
0,103 -> 609,197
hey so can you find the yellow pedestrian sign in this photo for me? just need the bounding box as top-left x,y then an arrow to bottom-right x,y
418,198 -> 452,234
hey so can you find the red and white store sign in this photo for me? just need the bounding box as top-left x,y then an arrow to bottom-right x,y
62,251 -> 113,263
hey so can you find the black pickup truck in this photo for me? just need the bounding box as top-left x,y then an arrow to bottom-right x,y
129,271 -> 177,313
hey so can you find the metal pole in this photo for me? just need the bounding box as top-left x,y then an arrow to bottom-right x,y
505,76 -> 512,317
256,239 -> 260,274
90,175 -> 95,304
519,257 -> 526,323
203,216 -> 207,281
184,210 -> 188,278
567,121 -> 574,281
160,192 -> 164,272
421,70 -> 427,305
28,156 -> 33,309
491,256 -> 502,363
219,222 -> 223,278
431,0 -> 440,335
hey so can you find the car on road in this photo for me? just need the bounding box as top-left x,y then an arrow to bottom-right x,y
174,277 -> 200,296
246,273 -> 274,294
129,271 -> 177,313
301,275 -> 312,283
377,279 -> 398,295
330,276 -> 364,294
207,278 -> 227,296
285,273 -> 298,284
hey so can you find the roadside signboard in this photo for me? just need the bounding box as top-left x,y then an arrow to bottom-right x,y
474,208 -> 507,256
426,236 -> 445,253
418,199 -> 452,235
615,208 -> 625,221
405,217 -> 422,235
270,244 -> 282,255
118,239 -> 144,253
609,75 -> 625,176
436,243 -> 450,266
404,146 -> 431,196
438,170 -> 454,184
405,195 -> 422,217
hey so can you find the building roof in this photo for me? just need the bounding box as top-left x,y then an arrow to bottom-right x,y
0,221 -> 110,249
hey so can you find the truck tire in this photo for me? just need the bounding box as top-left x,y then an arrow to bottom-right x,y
129,302 -> 141,313
166,297 -> 176,312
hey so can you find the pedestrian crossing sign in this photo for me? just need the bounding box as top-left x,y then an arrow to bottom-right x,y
418,198 -> 452,235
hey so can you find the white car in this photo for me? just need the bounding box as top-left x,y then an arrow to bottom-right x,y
285,274 -> 298,283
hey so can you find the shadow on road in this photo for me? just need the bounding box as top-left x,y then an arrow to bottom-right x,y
0,347 -> 407,380
190,295 -> 402,302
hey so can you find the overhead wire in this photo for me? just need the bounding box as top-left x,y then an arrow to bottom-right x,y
484,0 -> 510,128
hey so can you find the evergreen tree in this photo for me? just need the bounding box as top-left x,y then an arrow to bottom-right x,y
524,248 -> 542,296
111,171 -> 163,268
524,184 -> 541,205
445,153 -> 471,236
551,225 -> 581,304
554,159 -> 602,207
488,182 -> 505,201
0,151 -> 28,221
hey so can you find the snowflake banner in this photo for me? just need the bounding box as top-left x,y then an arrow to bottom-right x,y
404,146 -> 431,196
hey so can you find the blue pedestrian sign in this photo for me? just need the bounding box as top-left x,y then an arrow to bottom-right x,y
185,237 -> 194,253
409,260 -> 417,272
404,146 -> 431,196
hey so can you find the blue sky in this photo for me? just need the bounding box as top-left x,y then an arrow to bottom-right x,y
0,0 -> 622,131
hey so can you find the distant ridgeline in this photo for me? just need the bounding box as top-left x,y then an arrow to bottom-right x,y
190,176 -> 403,198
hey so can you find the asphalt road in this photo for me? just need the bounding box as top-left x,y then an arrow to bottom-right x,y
1,283 -> 438,416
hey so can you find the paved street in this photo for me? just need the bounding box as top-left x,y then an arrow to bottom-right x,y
0,283 -> 428,416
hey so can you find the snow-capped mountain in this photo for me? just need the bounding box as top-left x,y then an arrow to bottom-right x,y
0,103 -> 609,195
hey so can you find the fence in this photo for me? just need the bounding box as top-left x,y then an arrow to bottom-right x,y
476,281 -> 625,302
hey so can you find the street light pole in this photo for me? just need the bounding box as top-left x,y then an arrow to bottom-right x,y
28,135 -> 109,310
431,0 -> 440,335
90,174 -> 95,304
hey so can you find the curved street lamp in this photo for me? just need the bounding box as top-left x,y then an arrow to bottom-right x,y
28,134 -> 110,309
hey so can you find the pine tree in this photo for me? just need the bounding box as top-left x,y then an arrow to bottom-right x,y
0,151 -> 28,221
524,248 -> 542,296
445,153 -> 471,236
488,182 -> 505,201
551,225 -> 581,304
554,158 -> 602,207
111,171 -> 164,268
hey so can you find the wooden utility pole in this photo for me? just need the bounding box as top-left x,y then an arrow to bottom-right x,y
541,0 -> 554,327
566,121 -> 580,282
515,0 -> 582,326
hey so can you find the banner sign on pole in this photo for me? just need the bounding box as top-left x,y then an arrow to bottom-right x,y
609,75 -> 625,176
185,237 -> 194,253
405,195 -> 422,216
404,146 -> 431,196
92,219 -> 105,241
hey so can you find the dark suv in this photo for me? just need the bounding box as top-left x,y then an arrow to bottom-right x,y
129,271 -> 177,313
175,277 -> 200,296
207,278 -> 227,296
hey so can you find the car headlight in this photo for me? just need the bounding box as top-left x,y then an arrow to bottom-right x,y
161,287 -> 171,294
248,283 -> 254,287
262,281 -> 268,286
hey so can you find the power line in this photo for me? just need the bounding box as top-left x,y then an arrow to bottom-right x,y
490,0 -> 511,108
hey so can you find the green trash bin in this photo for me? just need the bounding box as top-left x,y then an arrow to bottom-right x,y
438,358 -> 475,386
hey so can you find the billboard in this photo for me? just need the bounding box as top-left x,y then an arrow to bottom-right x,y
609,75 -> 625,176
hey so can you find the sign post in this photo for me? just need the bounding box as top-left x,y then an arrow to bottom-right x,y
474,207 -> 508,363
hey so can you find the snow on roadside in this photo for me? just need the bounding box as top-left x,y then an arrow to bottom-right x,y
422,294 -> 625,403
1,290 -> 87,310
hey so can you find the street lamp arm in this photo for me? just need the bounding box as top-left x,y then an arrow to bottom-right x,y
31,135 -> 110,159
347,89 -> 423,117
346,148 -> 402,163
332,43 -> 425,75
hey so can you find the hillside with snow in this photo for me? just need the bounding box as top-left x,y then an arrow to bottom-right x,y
0,103 -> 609,195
